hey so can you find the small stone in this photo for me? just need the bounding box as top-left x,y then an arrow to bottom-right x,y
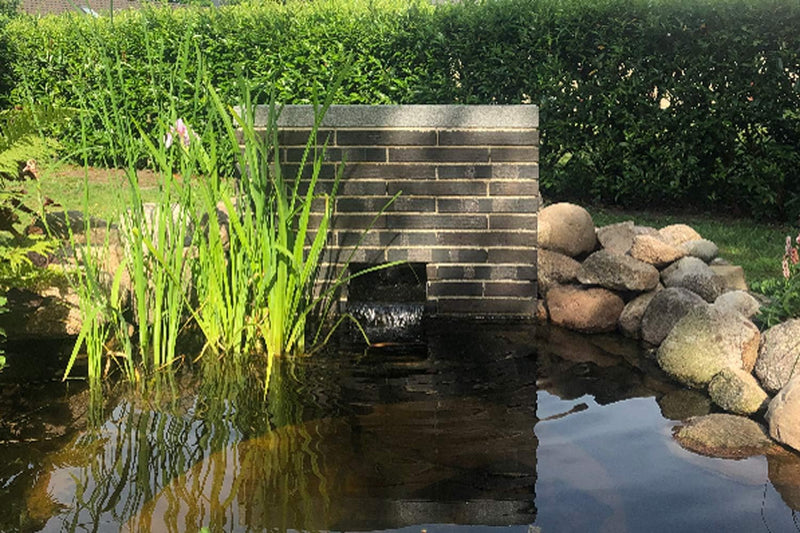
596,221 -> 635,255
661,256 -> 724,302
673,414 -> 775,459
710,264 -> 748,292
537,249 -> 582,296
577,249 -> 660,292
618,289 -> 661,339
681,239 -> 719,263
714,290 -> 761,319
629,234 -> 687,267
708,367 -> 769,415
546,284 -> 625,334
538,203 -> 597,257
658,224 -> 703,247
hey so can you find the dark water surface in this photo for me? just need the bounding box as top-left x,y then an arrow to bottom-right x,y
2,323 -> 800,532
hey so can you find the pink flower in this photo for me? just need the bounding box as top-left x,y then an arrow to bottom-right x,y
796,232 -> 800,246
783,256 -> 791,279
792,248 -> 799,266
165,118 -> 195,148
787,235 -> 793,255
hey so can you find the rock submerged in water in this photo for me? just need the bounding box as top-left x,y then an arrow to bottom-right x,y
538,203 -> 597,257
656,305 -> 760,389
708,367 -> 769,415
673,413 -> 776,459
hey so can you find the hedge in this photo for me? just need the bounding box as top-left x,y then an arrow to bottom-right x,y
4,0 -> 800,220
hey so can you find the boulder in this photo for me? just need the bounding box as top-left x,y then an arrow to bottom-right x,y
673,414 -> 776,459
681,239 -> 719,263
755,319 -> 800,394
713,290 -> 761,319
546,284 -> 625,334
633,225 -> 660,237
661,256 -> 724,302
767,452 -> 800,511
596,221 -> 635,255
618,289 -> 661,339
640,287 -> 707,346
538,203 -> 597,257
629,234 -> 686,267
658,224 -> 703,247
710,264 -> 748,292
658,389 -> 713,421
577,250 -> 660,292
656,305 -> 760,388
537,249 -> 582,295
767,375 -> 800,453
708,367 -> 769,415
535,299 -> 549,322
0,286 -> 82,339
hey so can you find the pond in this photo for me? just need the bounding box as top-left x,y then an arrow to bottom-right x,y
1,322 -> 799,533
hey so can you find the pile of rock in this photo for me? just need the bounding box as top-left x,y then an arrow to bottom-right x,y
536,202 -> 800,455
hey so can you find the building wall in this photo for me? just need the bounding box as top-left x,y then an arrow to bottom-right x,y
250,104 -> 540,318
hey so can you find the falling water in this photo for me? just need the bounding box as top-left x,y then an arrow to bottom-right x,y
346,301 -> 425,344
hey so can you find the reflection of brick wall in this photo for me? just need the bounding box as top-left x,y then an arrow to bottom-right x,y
248,105 -> 540,318
20,0 -> 140,15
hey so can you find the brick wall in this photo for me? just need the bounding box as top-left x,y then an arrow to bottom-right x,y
252,105 -> 539,319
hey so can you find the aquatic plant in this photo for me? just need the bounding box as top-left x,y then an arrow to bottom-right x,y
755,231 -> 800,328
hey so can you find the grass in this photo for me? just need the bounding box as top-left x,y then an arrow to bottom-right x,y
587,205 -> 793,287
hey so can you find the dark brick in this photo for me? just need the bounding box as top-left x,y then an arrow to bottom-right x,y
386,248 -> 434,262
437,165 -> 493,179
387,180 -> 487,196
277,129 -> 334,146
341,163 -> 436,179
489,214 -> 538,230
430,248 -> 489,262
490,147 -> 539,163
330,214 -> 387,229
432,265 -> 536,280
389,147 -> 490,163
438,129 -> 539,146
285,147 -> 386,163
491,164 -> 539,180
435,231 -> 536,247
387,214 -> 487,230
337,230 -> 437,247
335,180 -> 387,196
337,129 -> 436,146
487,248 -> 537,263
281,163 -> 337,180
437,197 -> 539,213
336,196 -> 435,213
483,281 -> 537,297
489,181 -> 539,196
434,298 -> 537,317
427,281 -> 484,297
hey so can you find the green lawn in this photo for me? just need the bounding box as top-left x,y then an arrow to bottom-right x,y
587,205 -> 793,288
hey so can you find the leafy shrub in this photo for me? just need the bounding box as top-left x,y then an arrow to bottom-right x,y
754,231 -> 800,328
4,0 -> 800,220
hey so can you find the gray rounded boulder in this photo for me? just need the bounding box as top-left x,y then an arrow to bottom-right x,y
537,249 -> 582,296
538,203 -> 597,257
661,256 -> 724,303
640,287 -> 707,346
755,319 -> 800,394
713,290 -> 761,319
618,289 -> 661,339
656,305 -> 760,389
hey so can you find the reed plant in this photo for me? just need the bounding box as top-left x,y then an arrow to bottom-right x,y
44,23 -> 386,390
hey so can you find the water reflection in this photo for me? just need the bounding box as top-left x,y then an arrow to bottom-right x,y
3,323 -> 800,532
